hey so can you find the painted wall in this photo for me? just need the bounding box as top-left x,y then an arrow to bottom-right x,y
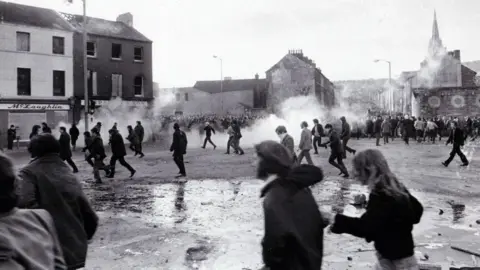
0,22 -> 74,98
413,89 -> 480,117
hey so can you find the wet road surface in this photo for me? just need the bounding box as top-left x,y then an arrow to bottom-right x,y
8,138 -> 480,269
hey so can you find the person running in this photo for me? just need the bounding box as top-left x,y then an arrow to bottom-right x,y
127,125 -> 144,158
107,129 -> 136,178
69,123 -> 80,151
59,127 -> 79,173
320,124 -> 349,177
442,121 -> 469,167
202,122 -> 217,149
330,149 -> 423,269
340,116 -> 356,156
311,119 -> 323,155
297,121 -> 314,165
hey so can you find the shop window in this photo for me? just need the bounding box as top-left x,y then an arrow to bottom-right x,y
111,74 -> 123,97
184,93 -> 189,101
53,70 -> 65,96
134,76 -> 143,96
134,47 -> 143,61
86,42 -> 96,57
52,36 -> 65,55
111,43 -> 122,59
87,70 -> 98,96
17,68 -> 31,96
16,32 -> 30,52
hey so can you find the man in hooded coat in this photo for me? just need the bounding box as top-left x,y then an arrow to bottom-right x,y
255,140 -> 328,270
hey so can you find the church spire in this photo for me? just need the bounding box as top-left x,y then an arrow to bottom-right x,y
428,10 -> 444,57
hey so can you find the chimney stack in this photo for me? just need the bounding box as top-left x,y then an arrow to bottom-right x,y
255,73 -> 259,80
117,12 -> 133,27
453,49 -> 461,61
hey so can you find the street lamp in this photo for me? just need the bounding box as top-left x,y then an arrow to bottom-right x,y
213,55 -> 223,114
374,59 -> 393,112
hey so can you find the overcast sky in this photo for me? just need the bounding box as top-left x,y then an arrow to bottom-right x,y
7,0 -> 480,87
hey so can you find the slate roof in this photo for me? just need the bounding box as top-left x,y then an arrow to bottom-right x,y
60,13 -> 151,42
194,78 -> 268,94
0,1 -> 74,31
462,61 -> 480,74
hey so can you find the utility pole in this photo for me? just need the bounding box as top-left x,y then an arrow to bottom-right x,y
80,0 -> 89,131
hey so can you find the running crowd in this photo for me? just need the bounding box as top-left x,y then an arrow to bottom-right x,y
0,112 -> 475,269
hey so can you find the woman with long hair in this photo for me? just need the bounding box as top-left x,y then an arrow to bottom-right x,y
0,153 -> 66,269
330,149 -> 423,270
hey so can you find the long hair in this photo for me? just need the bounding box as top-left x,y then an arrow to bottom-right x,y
0,153 -> 18,213
352,149 -> 408,199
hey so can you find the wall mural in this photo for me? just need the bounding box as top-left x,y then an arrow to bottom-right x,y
427,96 -> 441,108
451,95 -> 466,108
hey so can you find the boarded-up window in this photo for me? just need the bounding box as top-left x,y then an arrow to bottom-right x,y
111,74 -> 123,97
16,32 -> 30,51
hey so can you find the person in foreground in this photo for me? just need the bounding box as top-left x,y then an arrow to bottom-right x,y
0,153 -> 66,269
255,140 -> 327,270
330,149 -> 423,270
16,133 -> 99,269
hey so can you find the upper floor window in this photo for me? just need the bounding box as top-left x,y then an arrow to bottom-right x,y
134,76 -> 143,96
184,93 -> 189,101
16,32 -> 30,52
134,47 -> 143,61
53,70 -> 65,96
111,43 -> 122,59
111,74 -> 123,97
86,42 -> 96,57
17,68 -> 31,96
52,36 -> 65,55
87,70 -> 98,96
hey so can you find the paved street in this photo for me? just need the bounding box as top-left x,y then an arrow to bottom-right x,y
7,138 -> 480,270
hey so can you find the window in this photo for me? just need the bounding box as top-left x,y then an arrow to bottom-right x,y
53,70 -> 65,96
134,47 -> 143,61
111,74 -> 123,97
111,43 -> 122,59
17,68 -> 31,96
86,42 -> 96,57
52,36 -> 65,55
87,70 -> 97,96
134,76 -> 143,96
184,93 -> 189,101
16,32 -> 30,52
175,93 -> 180,101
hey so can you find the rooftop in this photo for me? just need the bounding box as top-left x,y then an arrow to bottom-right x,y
0,1 -> 74,31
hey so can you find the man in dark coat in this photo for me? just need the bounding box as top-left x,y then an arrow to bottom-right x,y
374,116 -> 383,146
202,122 -> 217,149
89,128 -> 108,183
16,133 -> 98,270
390,116 -> 399,140
7,125 -> 16,150
255,140 -> 327,270
340,116 -> 356,157
59,127 -> 79,173
127,125 -> 144,158
402,116 -> 415,145
231,120 -> 244,155
107,129 -> 136,178
321,124 -> 349,177
134,121 -> 145,155
311,119 -> 323,155
170,123 -> 188,178
69,124 -> 80,151
41,122 -> 52,134
442,121 -> 469,167
366,117 -> 374,138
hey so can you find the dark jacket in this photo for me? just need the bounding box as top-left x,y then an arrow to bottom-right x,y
446,128 -> 465,146
42,126 -> 52,134
83,136 -> 93,152
325,130 -> 343,155
311,124 -> 323,137
261,165 -> 327,270
134,125 -> 144,142
59,133 -> 72,159
110,132 -> 127,157
403,119 -> 415,136
232,124 -> 242,139
7,128 -> 16,140
366,120 -> 374,133
89,136 -> 106,160
340,121 -> 351,139
331,186 -> 423,260
127,130 -> 140,145
204,126 -> 215,137
170,129 -> 188,155
17,154 -> 98,269
69,126 -> 79,141
374,119 -> 383,133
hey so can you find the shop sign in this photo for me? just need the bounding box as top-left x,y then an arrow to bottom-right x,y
81,100 -> 149,106
0,103 -> 70,110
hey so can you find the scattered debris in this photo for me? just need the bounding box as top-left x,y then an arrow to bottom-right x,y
347,256 -> 352,261
451,245 -> 480,257
420,253 -> 430,261
439,209 -> 444,215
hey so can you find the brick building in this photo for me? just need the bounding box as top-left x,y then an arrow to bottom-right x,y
266,50 -> 336,113
60,12 -> 153,122
401,11 -> 480,118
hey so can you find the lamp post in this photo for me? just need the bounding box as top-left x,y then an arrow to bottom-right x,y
213,55 -> 223,114
374,59 -> 393,112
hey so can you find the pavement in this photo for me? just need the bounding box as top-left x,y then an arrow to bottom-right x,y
7,137 -> 480,270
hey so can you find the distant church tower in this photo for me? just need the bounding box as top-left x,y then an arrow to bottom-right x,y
428,10 -> 445,57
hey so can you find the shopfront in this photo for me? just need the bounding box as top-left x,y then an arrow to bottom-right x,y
0,100 -> 72,141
